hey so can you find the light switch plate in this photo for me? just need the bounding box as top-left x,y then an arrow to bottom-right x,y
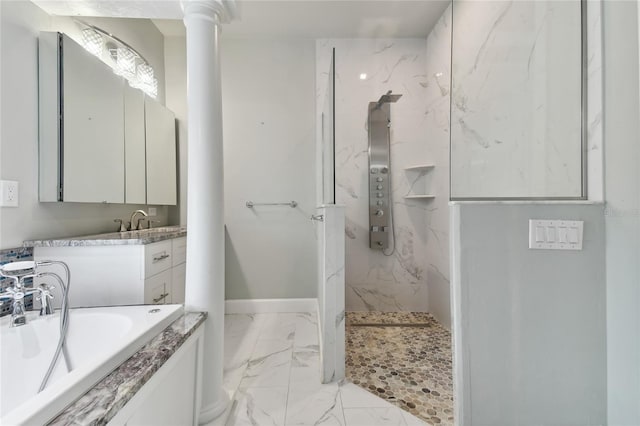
0,180 -> 19,207
148,207 -> 157,216
529,219 -> 584,250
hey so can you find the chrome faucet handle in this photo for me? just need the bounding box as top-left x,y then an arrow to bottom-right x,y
35,284 -> 55,316
2,287 -> 27,327
136,217 -> 148,230
148,220 -> 160,229
114,219 -> 127,232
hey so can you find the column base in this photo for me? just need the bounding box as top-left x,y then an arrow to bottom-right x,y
198,391 -> 231,425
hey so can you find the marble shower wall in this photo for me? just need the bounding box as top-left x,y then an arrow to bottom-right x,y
450,1 -> 583,198
424,7 -> 452,329
316,205 -> 346,382
317,39 -> 436,312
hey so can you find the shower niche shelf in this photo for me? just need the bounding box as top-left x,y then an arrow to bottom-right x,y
403,163 -> 435,200
404,164 -> 435,172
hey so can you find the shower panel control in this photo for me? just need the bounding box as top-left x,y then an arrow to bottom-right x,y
367,92 -> 401,250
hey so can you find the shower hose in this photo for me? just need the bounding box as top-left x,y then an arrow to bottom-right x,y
37,260 -> 72,392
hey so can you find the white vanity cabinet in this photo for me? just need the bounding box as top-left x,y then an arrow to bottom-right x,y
33,237 -> 187,308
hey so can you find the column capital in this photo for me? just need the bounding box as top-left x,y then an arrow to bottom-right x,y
182,0 -> 237,24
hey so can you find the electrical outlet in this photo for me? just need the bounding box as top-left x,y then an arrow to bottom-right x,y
0,180 -> 19,207
148,207 -> 157,216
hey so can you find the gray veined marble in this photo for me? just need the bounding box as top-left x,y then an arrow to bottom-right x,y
47,312 -> 206,426
23,226 -> 187,247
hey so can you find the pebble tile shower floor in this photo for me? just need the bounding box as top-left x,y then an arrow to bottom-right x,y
346,312 -> 454,425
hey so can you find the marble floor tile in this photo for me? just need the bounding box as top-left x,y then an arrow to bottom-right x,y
293,312 -> 320,352
290,351 -> 322,390
342,407 -> 408,426
224,311 -> 436,426
256,313 -> 298,342
225,387 -> 288,426
339,382 -> 396,409
224,314 -> 264,394
285,384 -> 345,426
241,338 -> 293,388
401,410 -> 432,426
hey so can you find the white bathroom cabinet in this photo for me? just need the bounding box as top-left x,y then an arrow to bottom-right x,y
33,237 -> 187,308
39,32 -> 125,203
38,32 -> 177,205
145,98 -> 177,205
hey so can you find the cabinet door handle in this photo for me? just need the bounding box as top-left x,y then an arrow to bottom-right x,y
153,292 -> 169,303
153,253 -> 170,263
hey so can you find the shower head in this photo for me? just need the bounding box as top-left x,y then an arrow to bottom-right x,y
375,90 -> 402,108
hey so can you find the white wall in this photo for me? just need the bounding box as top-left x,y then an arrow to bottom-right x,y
0,1 -> 170,249
424,6 -> 452,329
603,1 -> 640,423
222,39 -> 317,299
317,39 -> 432,313
450,1 -> 583,199
451,202 -> 607,425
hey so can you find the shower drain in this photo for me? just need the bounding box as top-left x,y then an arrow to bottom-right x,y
349,323 -> 434,327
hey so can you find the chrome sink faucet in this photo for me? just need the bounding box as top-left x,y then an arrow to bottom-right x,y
129,210 -> 148,231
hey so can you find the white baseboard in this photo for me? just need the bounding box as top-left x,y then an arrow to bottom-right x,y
225,298 -> 317,314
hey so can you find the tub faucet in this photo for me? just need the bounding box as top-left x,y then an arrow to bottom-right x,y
1,282 -> 40,327
129,210 -> 148,231
0,262 -> 62,327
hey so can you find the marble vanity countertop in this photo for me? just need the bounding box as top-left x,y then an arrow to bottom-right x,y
23,226 -> 187,247
47,311 -> 206,426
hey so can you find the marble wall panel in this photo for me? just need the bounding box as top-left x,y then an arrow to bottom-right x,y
450,1 -> 583,198
318,39 -> 433,312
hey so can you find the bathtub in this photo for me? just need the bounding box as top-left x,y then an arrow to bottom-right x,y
0,304 -> 183,425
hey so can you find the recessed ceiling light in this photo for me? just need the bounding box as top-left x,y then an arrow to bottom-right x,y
359,73 -> 367,80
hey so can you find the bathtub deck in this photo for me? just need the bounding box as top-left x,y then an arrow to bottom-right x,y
47,311 -> 206,425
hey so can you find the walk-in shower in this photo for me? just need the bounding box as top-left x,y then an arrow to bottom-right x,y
367,90 -> 402,250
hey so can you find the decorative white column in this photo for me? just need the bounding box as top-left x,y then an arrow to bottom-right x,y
182,1 -> 232,423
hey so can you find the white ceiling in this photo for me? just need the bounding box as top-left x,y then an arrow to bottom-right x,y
32,0 -> 450,39
31,0 -> 186,19
154,1 -> 450,39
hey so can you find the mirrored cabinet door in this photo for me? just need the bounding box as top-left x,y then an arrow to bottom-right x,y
62,33 -> 125,203
124,85 -> 147,204
145,98 -> 177,205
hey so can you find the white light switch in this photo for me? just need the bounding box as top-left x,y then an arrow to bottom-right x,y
558,227 -> 567,243
568,227 -> 579,243
529,219 -> 584,250
546,227 -> 556,242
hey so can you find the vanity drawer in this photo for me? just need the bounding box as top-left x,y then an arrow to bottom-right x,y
144,269 -> 172,304
144,240 -> 173,278
172,237 -> 187,266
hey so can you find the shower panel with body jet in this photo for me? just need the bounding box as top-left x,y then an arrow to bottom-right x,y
368,91 -> 402,250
